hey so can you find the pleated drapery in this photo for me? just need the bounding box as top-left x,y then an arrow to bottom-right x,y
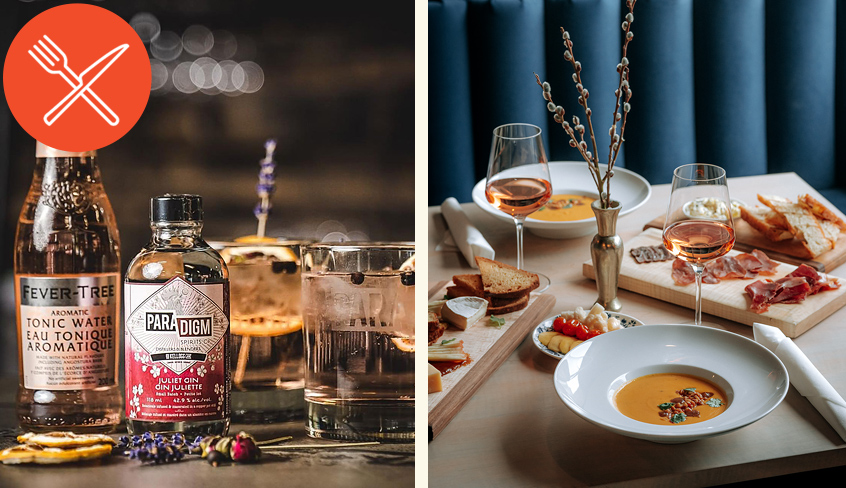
429,0 -> 846,208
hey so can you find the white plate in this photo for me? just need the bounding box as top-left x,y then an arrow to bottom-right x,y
472,161 -> 651,239
553,324 -> 789,444
532,311 -> 643,359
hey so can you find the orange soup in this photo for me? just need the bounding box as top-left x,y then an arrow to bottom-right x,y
614,373 -> 728,425
529,194 -> 596,221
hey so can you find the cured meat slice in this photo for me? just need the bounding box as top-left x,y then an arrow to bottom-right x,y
734,252 -> 764,274
672,258 -> 719,285
745,263 -> 840,313
631,245 -> 674,264
672,258 -> 695,286
672,249 -> 781,287
751,249 -> 779,275
785,263 -> 841,294
705,256 -> 755,280
770,276 -> 811,304
745,280 -> 781,313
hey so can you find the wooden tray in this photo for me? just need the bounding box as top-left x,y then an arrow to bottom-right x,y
583,228 -> 846,338
643,214 -> 846,272
427,283 -> 555,440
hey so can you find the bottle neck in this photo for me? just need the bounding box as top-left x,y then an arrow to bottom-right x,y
35,156 -> 102,185
151,221 -> 205,248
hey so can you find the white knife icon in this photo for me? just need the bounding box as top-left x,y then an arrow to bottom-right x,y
37,42 -> 129,126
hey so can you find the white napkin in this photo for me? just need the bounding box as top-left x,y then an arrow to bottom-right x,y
439,197 -> 495,268
753,322 -> 846,441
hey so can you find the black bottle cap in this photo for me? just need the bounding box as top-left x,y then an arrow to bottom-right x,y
151,194 -> 203,222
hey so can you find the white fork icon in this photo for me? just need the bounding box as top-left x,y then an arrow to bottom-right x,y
28,35 -> 125,126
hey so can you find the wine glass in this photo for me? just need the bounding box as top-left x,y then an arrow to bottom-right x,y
485,123 -> 552,285
662,164 -> 736,326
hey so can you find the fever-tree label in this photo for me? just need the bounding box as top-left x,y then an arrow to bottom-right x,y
17,274 -> 119,390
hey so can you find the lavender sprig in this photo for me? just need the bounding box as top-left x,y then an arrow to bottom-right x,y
536,0 -> 637,209
116,432 -> 197,464
254,139 -> 278,238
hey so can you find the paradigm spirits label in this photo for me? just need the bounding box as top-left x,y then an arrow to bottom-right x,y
125,277 -> 229,422
17,274 -> 119,390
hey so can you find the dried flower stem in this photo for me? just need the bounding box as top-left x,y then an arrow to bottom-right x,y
536,0 -> 637,209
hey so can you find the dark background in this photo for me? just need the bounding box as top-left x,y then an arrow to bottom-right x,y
0,0 -> 415,375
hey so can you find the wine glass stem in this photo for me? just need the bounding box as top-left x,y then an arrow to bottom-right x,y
514,216 -> 526,270
692,263 -> 704,326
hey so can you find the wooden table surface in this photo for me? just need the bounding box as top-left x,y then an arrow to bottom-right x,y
0,377 -> 414,488
428,172 -> 846,487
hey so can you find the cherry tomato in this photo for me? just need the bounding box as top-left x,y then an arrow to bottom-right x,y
587,329 -> 603,339
552,317 -> 565,333
562,319 -> 579,337
575,324 -> 590,340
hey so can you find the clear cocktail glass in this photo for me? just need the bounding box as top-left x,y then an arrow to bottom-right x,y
216,239 -> 312,422
301,242 -> 415,442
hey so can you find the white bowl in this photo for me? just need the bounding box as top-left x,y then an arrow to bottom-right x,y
552,324 -> 789,444
532,311 -> 643,360
472,161 -> 651,239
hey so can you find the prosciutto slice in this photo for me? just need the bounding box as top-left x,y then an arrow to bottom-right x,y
744,263 -> 840,313
745,280 -> 781,313
705,255 -> 755,280
671,249 -> 779,286
734,249 -> 778,276
671,259 -> 720,285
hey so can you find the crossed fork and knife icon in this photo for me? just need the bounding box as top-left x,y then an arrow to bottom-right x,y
28,35 -> 129,127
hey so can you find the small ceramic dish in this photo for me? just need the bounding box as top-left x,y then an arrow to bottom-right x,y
532,311 -> 643,359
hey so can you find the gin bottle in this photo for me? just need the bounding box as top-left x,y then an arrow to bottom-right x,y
124,194 -> 230,436
14,142 -> 122,433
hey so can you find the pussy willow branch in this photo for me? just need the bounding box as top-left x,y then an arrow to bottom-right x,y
537,0 -> 637,209
536,71 -> 601,192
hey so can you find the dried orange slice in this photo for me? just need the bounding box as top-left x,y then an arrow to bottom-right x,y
17,432 -> 116,448
230,317 -> 303,337
234,235 -> 279,244
0,443 -> 113,464
391,337 -> 415,353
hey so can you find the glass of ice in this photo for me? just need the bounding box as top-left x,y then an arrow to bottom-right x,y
302,242 -> 415,442
217,239 -> 312,422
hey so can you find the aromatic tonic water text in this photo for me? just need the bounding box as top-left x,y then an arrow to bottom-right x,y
14,142 -> 121,433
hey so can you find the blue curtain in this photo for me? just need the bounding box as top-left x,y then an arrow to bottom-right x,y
429,0 -> 845,208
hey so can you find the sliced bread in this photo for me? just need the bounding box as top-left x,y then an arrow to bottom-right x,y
799,193 -> 846,231
452,274 -> 485,296
475,257 -> 540,298
740,206 -> 793,242
486,294 -> 529,315
758,194 -> 833,258
446,285 -> 482,299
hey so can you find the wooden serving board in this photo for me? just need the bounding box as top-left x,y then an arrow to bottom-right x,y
427,283 -> 555,440
583,228 -> 846,338
644,214 -> 846,272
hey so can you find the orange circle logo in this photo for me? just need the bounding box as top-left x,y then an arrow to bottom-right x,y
3,4 -> 151,152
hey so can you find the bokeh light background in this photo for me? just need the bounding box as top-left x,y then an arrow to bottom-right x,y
0,0 -> 414,375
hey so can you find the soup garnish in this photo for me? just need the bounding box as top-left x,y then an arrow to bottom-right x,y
614,373 -> 728,425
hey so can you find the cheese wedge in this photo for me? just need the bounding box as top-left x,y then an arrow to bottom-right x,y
428,340 -> 466,362
441,297 -> 487,330
428,363 -> 443,393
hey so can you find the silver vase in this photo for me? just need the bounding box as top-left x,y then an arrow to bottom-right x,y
590,200 -> 623,312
